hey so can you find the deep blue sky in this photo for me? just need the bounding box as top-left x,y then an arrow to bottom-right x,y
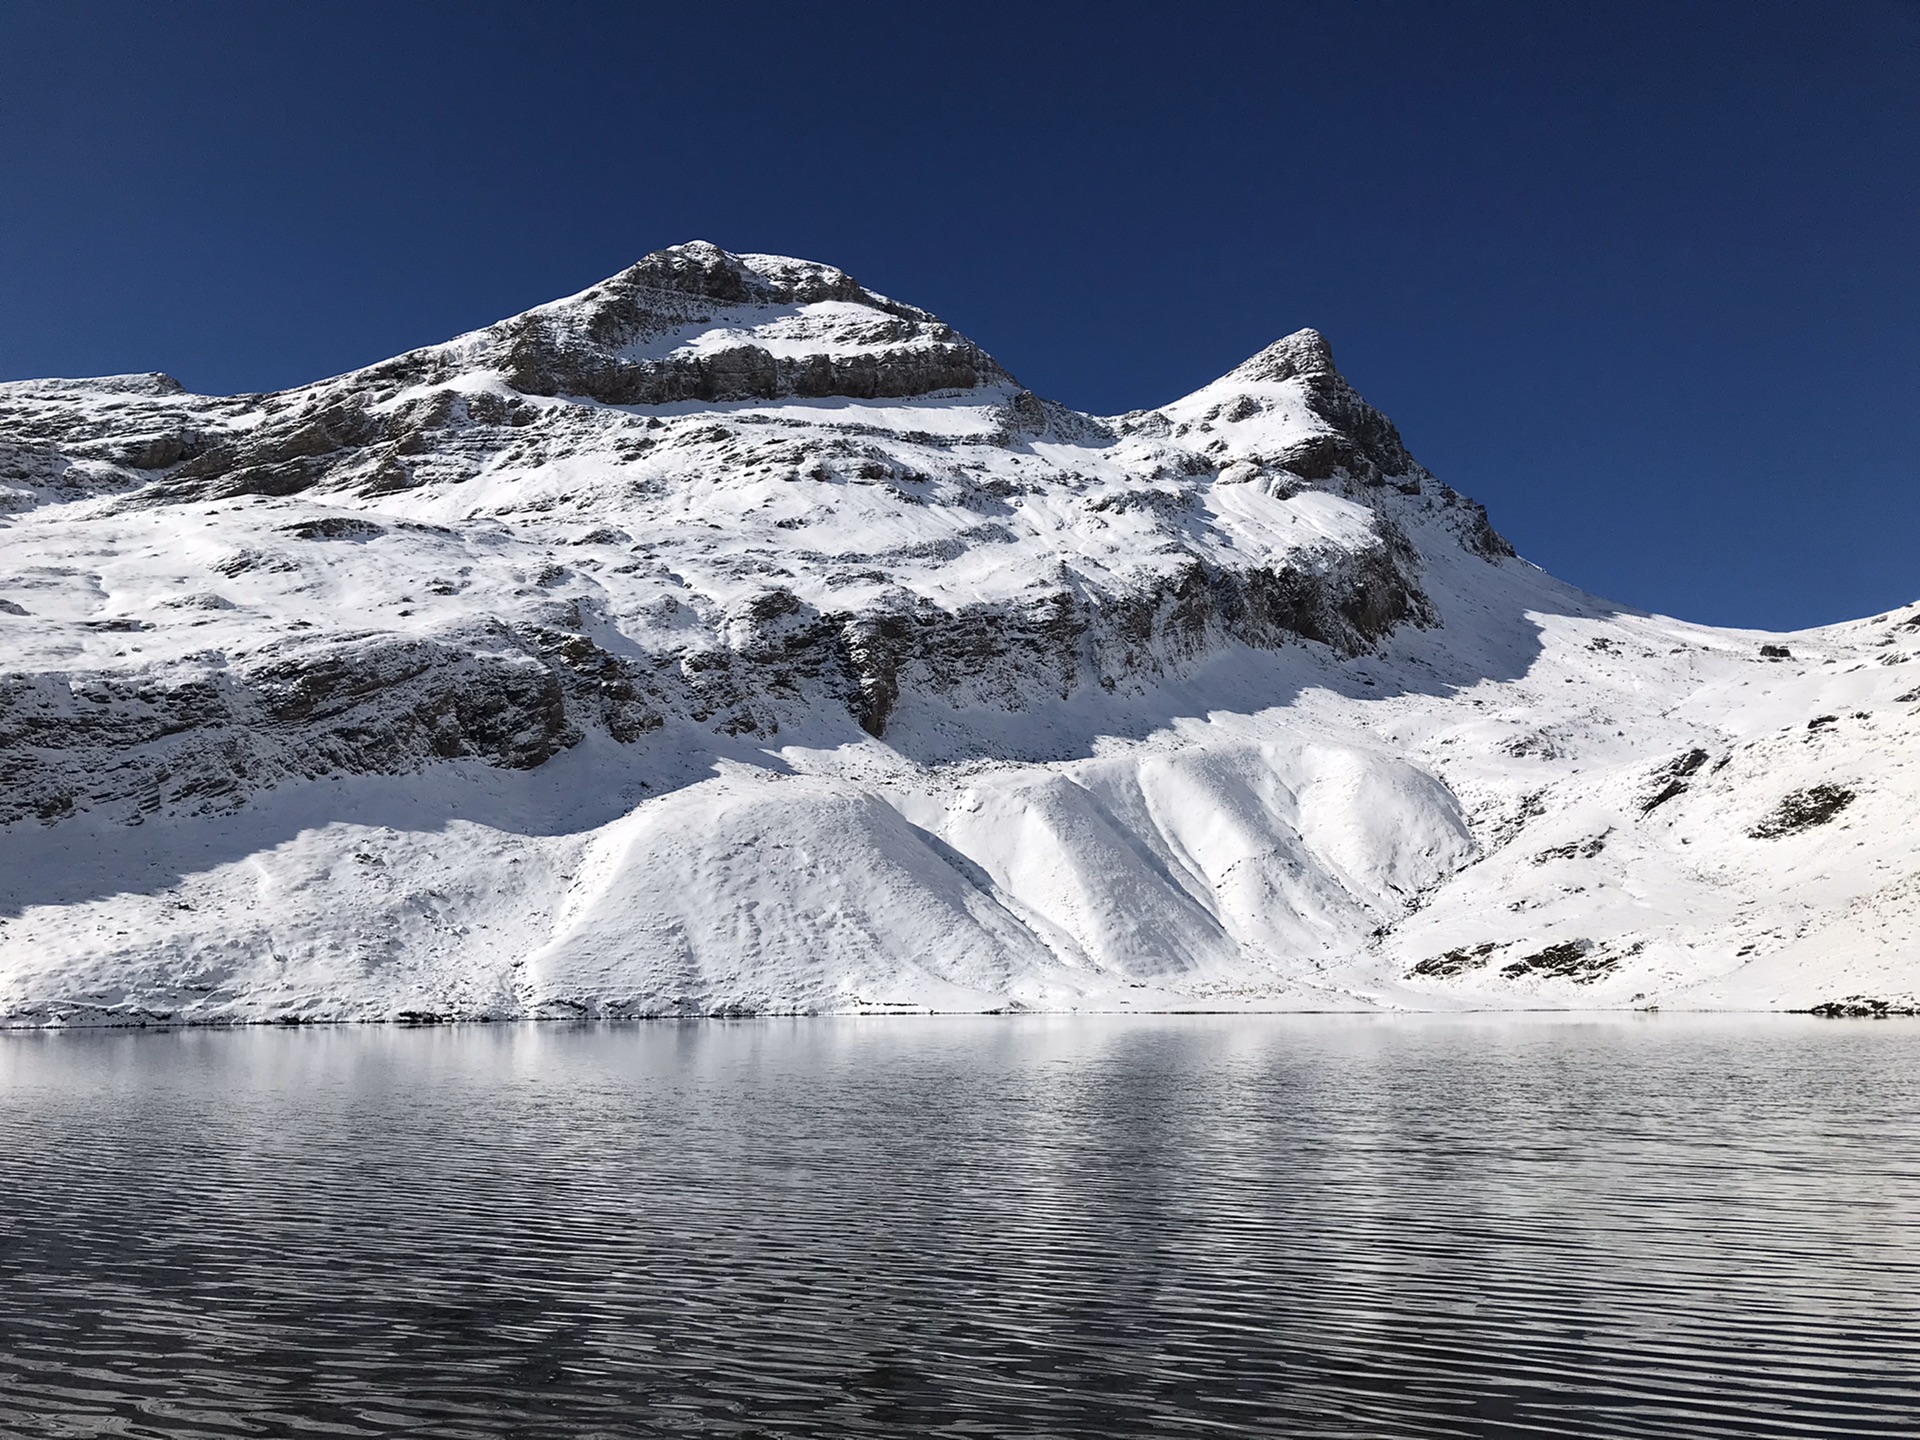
2,1 -> 1915,629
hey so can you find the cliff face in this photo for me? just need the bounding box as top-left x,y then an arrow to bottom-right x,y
3,244 -> 1914,1025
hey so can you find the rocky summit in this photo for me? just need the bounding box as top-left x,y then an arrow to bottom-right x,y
2,242 -> 1916,1024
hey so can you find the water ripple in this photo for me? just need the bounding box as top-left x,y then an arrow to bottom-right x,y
1,1015 -> 1917,1437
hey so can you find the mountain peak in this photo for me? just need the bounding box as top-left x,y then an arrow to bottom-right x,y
400,242 -> 1014,407
1224,328 -> 1339,386
582,241 -> 904,315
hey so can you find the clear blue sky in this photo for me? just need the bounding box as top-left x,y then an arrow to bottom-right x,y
2,1 -> 1915,629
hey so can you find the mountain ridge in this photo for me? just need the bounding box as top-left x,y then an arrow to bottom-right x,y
1,243 -> 1915,1024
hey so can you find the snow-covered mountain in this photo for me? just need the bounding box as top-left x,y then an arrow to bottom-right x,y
3,242 -> 1915,1024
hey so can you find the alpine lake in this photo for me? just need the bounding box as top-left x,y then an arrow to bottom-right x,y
2,1013 -> 1915,1438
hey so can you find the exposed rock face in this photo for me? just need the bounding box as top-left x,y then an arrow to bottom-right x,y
1227,329 -> 1339,384
1222,330 -> 1426,491
0,634 -> 579,828
0,372 -> 238,508
476,244 -> 1012,407
143,243 -> 1012,505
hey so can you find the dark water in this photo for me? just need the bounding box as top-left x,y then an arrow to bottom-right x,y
2,1016 -> 1917,1439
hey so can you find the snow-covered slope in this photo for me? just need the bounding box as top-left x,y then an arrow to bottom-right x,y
3,242 -> 1915,1024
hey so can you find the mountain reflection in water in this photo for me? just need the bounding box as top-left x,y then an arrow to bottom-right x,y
2,1014 -> 1915,1438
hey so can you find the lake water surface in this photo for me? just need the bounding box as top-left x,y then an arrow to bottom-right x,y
1,1015 -> 1916,1438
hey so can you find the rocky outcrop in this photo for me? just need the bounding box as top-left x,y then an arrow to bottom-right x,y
494,335 -> 1003,408
1808,995 -> 1920,1018
660,515 -> 1433,742
115,245 -> 1014,504
0,373 -> 242,509
405,240 -> 1009,406
1223,330 -> 1424,486
0,634 -> 581,827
